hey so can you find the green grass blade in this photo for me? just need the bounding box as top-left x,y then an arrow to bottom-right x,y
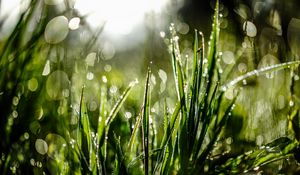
128,107 -> 143,151
142,67 -> 151,175
221,60 -> 300,91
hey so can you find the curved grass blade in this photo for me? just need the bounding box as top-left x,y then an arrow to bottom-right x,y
221,60 -> 300,91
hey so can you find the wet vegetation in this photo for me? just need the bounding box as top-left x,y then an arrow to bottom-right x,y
0,0 -> 300,174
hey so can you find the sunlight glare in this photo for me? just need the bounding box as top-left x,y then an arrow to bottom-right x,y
75,0 -> 168,35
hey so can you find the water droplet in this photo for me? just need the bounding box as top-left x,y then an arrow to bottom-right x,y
253,166 -> 260,171
35,139 -> 48,155
46,70 -> 70,100
289,100 -> 294,107
12,96 -> 19,106
242,79 -> 247,85
86,72 -> 94,80
85,52 -> 97,67
44,16 -> 69,44
222,51 -> 235,64
294,75 -> 299,81
44,0 -> 63,5
28,78 -> 38,92
243,21 -> 257,37
68,17 -> 80,30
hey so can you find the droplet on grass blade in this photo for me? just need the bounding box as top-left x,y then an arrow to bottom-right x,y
44,16 -> 69,44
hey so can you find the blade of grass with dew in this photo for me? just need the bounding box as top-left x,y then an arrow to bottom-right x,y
128,107 -> 143,151
112,133 -> 128,175
97,85 -> 107,174
153,101 -> 182,174
142,67 -> 151,175
221,60 -> 300,91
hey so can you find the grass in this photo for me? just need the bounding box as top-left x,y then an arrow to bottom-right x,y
0,0 -> 300,174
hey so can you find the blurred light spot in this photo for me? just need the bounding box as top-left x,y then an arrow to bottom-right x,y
224,87 -> 235,100
12,96 -> 19,106
238,63 -> 247,73
294,75 -> 300,81
225,137 -> 233,145
254,2 -> 264,17
102,76 -> 108,83
289,100 -> 294,107
150,74 -> 156,85
235,4 -> 250,19
102,42 -> 115,60
30,158 -> 35,166
46,70 -> 70,100
86,72 -> 94,80
104,64 -> 112,72
45,133 -> 67,161
24,132 -> 29,139
28,78 -> 38,92
160,31 -> 166,38
158,69 -> 167,83
68,17 -> 80,30
30,121 -> 41,135
222,51 -> 235,64
44,16 -> 69,44
109,86 -> 118,94
44,0 -> 63,5
35,139 -> 48,155
277,95 -> 285,109
258,54 -> 279,79
256,135 -> 264,146
177,22 -> 189,35
42,60 -> 51,76
287,18 -> 300,57
35,107 -> 44,120
88,101 -> 98,111
243,21 -> 257,37
85,52 -> 97,67
125,112 -> 132,119
62,89 -> 70,98
12,110 -> 18,118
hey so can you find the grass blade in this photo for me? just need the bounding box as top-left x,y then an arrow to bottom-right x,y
142,67 -> 151,175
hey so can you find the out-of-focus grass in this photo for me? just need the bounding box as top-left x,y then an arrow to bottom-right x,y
0,0 -> 300,174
